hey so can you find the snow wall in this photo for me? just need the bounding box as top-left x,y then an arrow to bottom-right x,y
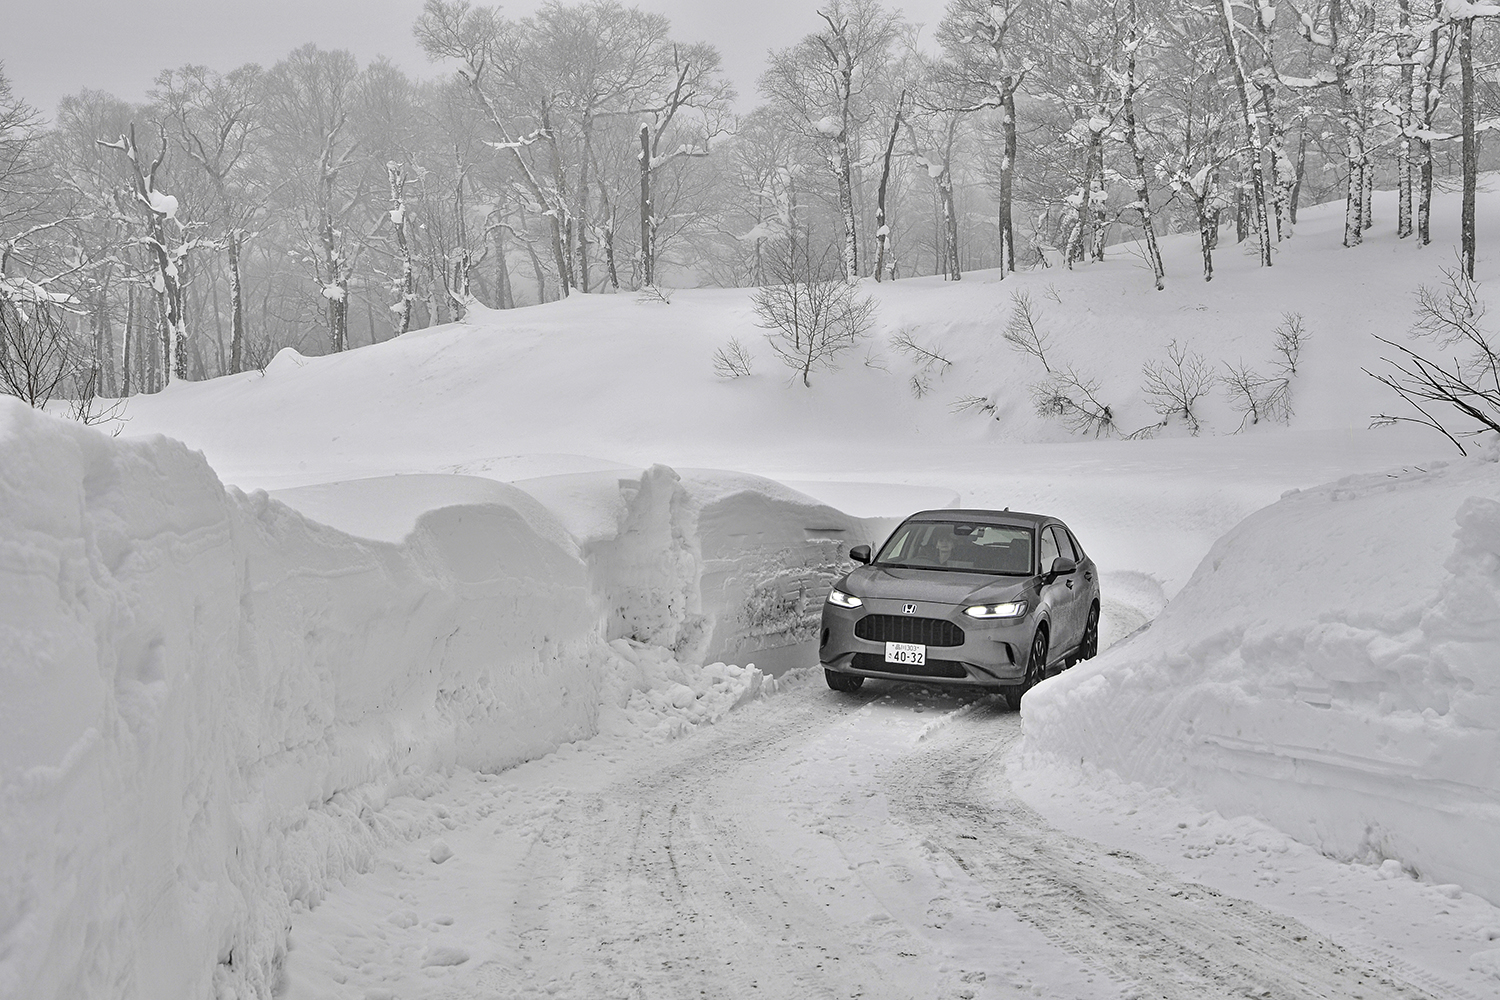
0,400 -> 864,1000
1024,450 -> 1500,905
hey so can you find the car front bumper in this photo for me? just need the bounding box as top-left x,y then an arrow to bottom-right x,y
819,597 -> 1032,688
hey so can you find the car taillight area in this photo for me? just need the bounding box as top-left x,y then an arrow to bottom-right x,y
853,614 -> 965,647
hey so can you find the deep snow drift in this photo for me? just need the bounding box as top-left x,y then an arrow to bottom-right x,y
1022,447 -> 1500,902
0,401 -> 862,998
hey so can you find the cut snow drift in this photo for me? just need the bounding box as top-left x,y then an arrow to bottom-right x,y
0,400 -> 861,999
1023,448 -> 1500,902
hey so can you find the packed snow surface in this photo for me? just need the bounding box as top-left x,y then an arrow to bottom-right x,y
4,185 -> 1500,997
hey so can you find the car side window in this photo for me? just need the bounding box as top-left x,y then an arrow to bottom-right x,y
1052,525 -> 1077,562
1063,527 -> 1084,560
1039,526 -> 1060,572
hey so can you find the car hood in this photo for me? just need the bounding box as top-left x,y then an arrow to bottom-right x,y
842,564 -> 1030,607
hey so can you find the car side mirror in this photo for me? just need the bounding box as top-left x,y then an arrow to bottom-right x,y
850,544 -> 871,564
1048,556 -> 1077,579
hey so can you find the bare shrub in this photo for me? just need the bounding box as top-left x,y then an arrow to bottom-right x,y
997,289 -> 1114,435
0,294 -> 85,408
891,327 -> 951,398
636,284 -> 674,305
1221,361 -> 1290,427
712,337 -> 755,379
1032,367 -> 1115,436
1001,290 -> 1053,368
1220,312 -> 1308,429
1143,339 -> 1213,434
952,394 -> 997,416
1274,311 -> 1307,375
1368,266 -> 1500,454
752,236 -> 877,387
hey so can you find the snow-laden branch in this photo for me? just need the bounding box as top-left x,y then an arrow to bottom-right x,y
484,128 -> 550,152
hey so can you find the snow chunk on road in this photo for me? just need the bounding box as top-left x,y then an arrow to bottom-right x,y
1023,450 -> 1500,904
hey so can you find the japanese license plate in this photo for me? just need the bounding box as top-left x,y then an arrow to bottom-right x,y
885,642 -> 926,666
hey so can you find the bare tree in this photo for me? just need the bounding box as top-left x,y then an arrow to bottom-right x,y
264,45 -> 369,352
752,230 -> 877,386
938,0 -> 1030,277
1143,339 -> 1214,433
1369,265 -> 1500,453
761,0 -> 901,282
98,123 -> 191,383
156,63 -> 265,374
0,294 -> 81,407
1001,290 -> 1115,434
711,336 -> 755,378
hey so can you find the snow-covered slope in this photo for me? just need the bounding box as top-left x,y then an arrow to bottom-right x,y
1023,448 -> 1500,901
100,190 -> 1468,490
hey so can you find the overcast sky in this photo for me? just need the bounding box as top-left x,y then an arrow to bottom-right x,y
4,0 -> 949,120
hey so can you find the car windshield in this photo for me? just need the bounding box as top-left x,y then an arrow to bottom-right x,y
874,521 -> 1034,575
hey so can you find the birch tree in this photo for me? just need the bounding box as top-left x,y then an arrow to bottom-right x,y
156,63 -> 265,374
98,123 -> 191,383
938,0 -> 1031,276
762,0 -> 902,282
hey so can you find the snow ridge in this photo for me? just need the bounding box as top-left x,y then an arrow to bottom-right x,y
0,400 -> 859,1000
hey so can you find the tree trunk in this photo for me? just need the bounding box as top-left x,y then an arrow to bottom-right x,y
874,92 -> 905,283
1089,135 -> 1107,262
388,163 -> 414,336
576,120 -> 593,292
1001,90 -> 1018,274
1124,0 -> 1165,290
1343,139 -> 1365,248
1219,0 -> 1274,266
122,283 -> 135,397
1418,135 -> 1433,245
228,231 -> 246,373
1398,0 -> 1416,239
639,124 -> 654,288
1196,195 -> 1215,281
494,220 -> 514,308
940,173 -> 961,281
1461,16 -> 1477,279
1290,126 -> 1307,225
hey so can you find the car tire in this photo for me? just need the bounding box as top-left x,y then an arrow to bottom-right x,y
825,668 -> 864,693
1025,626 -> 1049,689
1077,602 -> 1100,662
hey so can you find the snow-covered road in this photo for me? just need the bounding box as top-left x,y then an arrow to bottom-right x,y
280,676 -> 1484,1000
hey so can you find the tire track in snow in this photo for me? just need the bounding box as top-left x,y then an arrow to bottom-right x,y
885,708 -> 1462,1000
495,693 -> 914,999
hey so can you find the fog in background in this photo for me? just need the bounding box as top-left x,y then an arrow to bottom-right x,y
4,0 -> 949,117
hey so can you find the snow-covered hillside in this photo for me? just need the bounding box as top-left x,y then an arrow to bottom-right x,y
5,185 -> 1500,998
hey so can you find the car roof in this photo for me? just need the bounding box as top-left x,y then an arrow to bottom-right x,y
902,508 -> 1055,528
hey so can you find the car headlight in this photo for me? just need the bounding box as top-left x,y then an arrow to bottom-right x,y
827,588 -> 863,609
964,600 -> 1027,619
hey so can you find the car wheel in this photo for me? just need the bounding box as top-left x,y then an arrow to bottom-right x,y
1077,602 -> 1100,662
1025,626 -> 1049,689
825,668 -> 864,693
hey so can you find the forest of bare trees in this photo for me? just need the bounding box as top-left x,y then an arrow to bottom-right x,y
3,0 -> 1500,406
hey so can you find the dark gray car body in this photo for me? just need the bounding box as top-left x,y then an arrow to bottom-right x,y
819,508 -> 1100,698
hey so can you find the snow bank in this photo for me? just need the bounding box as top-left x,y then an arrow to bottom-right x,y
0,401 -> 858,1000
1023,448 -> 1500,904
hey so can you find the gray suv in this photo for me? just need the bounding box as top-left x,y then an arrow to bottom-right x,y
819,509 -> 1100,705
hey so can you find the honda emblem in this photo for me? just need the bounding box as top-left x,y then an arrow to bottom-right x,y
903,603 -> 917,615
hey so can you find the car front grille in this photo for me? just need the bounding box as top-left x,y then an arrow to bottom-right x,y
851,652 -> 968,679
854,614 -> 965,647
